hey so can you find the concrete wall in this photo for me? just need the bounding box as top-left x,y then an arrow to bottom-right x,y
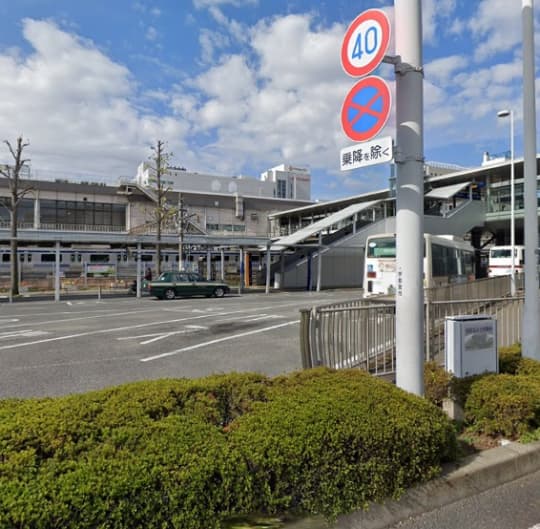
281,246 -> 364,289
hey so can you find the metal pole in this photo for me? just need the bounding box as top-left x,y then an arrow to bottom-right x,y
521,0 -> 540,360
510,111 -> 516,296
178,193 -> 184,272
265,241 -> 271,294
206,248 -> 211,280
238,247 -> 243,295
54,241 -> 61,302
220,249 -> 225,281
498,109 -> 516,295
394,0 -> 425,395
280,251 -> 285,289
136,242 -> 142,298
316,232 -> 322,292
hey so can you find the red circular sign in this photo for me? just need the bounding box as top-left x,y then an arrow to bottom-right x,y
341,76 -> 391,142
341,9 -> 391,78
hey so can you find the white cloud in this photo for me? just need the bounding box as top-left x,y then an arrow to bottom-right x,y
469,0 -> 521,61
193,54 -> 255,102
422,0 -> 457,43
0,19 -> 189,175
145,26 -> 158,41
425,55 -> 469,86
251,14 -> 343,89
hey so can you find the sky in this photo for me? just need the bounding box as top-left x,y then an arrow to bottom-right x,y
0,0 -> 537,201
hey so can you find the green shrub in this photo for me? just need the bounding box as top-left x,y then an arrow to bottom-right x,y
464,374 -> 540,437
0,369 -> 457,528
423,361 -> 453,406
499,344 -> 523,374
229,369 -> 456,519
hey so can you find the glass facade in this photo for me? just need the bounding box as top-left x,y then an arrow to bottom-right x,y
0,197 -> 34,224
40,200 -> 125,228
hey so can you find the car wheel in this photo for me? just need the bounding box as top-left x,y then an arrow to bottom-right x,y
164,288 -> 176,300
213,287 -> 225,298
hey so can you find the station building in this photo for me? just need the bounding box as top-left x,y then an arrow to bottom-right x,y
1,154 -> 539,290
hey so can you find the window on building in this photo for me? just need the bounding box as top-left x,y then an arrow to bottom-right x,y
39,199 -> 126,228
277,179 -> 287,198
2,254 -> 10,262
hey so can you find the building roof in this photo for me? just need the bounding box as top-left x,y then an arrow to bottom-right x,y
271,200 -> 381,250
424,181 -> 471,200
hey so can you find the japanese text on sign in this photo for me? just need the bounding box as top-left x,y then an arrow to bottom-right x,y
340,136 -> 393,171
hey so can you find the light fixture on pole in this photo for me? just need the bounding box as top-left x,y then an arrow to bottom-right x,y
497,109 -> 516,296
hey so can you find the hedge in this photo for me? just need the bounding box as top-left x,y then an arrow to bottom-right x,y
0,369 -> 456,529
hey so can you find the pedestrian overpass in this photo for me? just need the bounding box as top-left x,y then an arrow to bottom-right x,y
266,180 -> 488,290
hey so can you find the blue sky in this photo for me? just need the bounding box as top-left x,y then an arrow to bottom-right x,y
0,0 -> 536,200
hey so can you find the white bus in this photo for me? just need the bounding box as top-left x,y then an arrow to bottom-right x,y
363,233 -> 475,296
487,245 -> 525,278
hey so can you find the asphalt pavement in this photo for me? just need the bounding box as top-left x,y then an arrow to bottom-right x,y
0,289 -> 358,398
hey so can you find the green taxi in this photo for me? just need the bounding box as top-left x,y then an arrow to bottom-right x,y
148,271 -> 230,300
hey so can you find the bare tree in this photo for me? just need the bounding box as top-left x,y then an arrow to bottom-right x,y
0,137 -> 31,297
146,140 -> 176,276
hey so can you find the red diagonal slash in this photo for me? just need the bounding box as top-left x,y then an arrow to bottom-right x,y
348,92 -> 383,126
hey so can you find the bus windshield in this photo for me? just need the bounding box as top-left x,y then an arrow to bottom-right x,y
490,248 -> 512,258
367,237 -> 396,258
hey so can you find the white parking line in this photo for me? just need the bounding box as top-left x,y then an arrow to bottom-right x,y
0,330 -> 49,340
117,325 -> 207,345
140,320 -> 299,362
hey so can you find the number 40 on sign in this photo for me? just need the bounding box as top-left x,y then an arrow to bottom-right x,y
341,9 -> 391,78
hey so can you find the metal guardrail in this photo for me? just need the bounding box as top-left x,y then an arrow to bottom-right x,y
425,275 -> 511,302
300,276 -> 524,375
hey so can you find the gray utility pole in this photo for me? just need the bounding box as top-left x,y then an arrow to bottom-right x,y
521,0 -> 540,360
178,193 -> 185,272
394,0 -> 425,395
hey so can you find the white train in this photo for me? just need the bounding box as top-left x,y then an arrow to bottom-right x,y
0,244 -> 264,282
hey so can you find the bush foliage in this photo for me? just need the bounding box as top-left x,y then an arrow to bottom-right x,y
0,369 -> 455,529
422,346 -> 540,441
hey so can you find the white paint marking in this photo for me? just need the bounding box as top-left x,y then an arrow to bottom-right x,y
0,299 -> 339,351
0,329 -> 49,340
243,314 -> 283,322
0,314 -> 216,351
140,320 -> 299,362
116,324 -> 208,342
0,318 -> 20,324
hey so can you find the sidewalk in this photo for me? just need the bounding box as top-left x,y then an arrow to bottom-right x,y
287,440 -> 540,529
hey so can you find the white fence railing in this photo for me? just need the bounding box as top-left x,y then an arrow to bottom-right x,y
300,276 -> 523,375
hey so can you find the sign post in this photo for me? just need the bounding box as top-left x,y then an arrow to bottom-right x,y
394,0 -> 425,396
339,4 -> 425,396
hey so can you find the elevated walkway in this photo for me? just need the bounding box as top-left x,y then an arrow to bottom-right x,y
269,186 -> 487,289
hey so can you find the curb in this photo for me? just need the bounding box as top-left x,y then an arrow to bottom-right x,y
287,440 -> 540,529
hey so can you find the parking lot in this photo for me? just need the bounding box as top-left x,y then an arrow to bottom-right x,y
0,289 -> 359,398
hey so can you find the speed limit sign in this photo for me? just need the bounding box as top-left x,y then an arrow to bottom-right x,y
341,9 -> 391,78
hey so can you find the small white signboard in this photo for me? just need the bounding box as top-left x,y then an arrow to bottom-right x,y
340,136 -> 393,171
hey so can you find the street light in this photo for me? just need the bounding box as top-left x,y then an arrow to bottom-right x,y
497,109 -> 516,296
